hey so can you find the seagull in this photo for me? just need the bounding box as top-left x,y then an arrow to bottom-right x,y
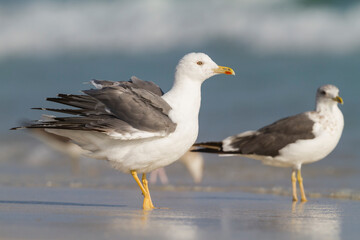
27,127 -> 84,173
149,149 -> 204,184
12,52 -> 235,210
193,84 -> 344,202
179,149 -> 204,184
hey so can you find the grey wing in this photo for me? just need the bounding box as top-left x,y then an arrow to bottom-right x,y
19,84 -> 176,140
91,76 -> 164,96
128,76 -> 164,96
83,86 -> 175,135
223,113 -> 315,157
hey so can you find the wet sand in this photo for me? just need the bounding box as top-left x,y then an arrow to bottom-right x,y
1,185 -> 359,240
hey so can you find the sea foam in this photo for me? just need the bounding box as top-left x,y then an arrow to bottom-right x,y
1,0 -> 360,58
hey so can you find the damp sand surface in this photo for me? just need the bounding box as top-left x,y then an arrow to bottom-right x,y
1,185 -> 359,240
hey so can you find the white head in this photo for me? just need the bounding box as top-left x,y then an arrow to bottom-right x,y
316,84 -> 343,111
175,52 -> 235,83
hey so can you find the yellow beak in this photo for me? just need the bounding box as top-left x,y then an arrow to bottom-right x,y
213,66 -> 235,75
333,96 -> 344,104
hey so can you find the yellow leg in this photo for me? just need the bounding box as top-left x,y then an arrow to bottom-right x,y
130,170 -> 155,210
297,169 -> 308,202
142,173 -> 155,209
291,170 -> 298,202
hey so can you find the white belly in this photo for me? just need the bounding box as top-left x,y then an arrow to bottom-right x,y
274,131 -> 341,168
105,123 -> 198,173
48,122 -> 198,173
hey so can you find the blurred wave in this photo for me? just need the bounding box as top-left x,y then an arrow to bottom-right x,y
1,0 -> 360,59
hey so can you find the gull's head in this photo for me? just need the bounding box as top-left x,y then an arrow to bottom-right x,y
316,84 -> 343,107
175,52 -> 235,83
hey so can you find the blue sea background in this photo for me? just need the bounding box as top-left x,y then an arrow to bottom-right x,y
0,0 -> 359,197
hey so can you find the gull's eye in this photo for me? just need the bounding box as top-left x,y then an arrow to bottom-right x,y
197,61 -> 203,66
320,90 -> 326,95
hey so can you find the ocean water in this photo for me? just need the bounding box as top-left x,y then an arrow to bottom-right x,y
0,0 -> 359,199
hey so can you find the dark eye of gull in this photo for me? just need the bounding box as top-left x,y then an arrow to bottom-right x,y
320,90 -> 326,95
197,61 -> 203,65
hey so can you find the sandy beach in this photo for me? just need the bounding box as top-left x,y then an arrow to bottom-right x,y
0,184 -> 359,240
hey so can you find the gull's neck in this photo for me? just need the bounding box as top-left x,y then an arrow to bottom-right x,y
315,100 -> 344,133
162,74 -> 202,123
316,100 -> 339,114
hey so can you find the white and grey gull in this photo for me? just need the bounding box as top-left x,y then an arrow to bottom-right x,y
193,84 -> 344,202
12,52 -> 235,210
